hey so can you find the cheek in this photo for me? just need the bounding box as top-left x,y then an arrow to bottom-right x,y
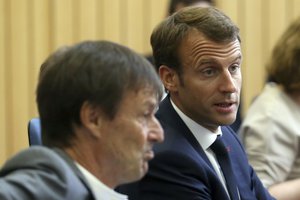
235,77 -> 242,91
235,72 -> 242,82
132,129 -> 148,150
182,80 -> 212,102
118,123 -> 147,151
182,76 -> 203,92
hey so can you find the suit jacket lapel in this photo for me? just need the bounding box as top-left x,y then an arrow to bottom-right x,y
157,96 -> 214,169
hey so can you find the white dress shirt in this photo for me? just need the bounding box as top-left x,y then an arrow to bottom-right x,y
76,163 -> 128,200
171,100 -> 231,197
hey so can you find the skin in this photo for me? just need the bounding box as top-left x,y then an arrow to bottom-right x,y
66,87 -> 164,188
160,30 -> 242,133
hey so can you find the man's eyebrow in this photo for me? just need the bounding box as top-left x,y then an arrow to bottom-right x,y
197,54 -> 242,66
198,58 -> 217,64
232,54 -> 242,62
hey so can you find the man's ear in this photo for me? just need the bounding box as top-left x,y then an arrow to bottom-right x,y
159,65 -> 179,92
80,101 -> 102,138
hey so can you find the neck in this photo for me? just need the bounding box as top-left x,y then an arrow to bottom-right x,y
64,134 -> 119,188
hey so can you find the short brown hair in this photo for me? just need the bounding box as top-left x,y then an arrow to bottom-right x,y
37,41 -> 163,148
150,6 -> 240,73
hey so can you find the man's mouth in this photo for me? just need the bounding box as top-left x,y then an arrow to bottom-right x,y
144,150 -> 154,161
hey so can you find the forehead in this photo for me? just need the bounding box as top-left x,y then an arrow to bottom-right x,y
119,87 -> 158,108
178,30 -> 242,63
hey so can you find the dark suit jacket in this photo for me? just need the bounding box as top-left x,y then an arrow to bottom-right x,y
0,146 -> 95,200
117,97 -> 275,200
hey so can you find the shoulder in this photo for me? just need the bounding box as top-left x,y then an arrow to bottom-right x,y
242,83 -> 290,126
1,147 -> 70,174
0,147 -> 92,200
2,147 -> 62,168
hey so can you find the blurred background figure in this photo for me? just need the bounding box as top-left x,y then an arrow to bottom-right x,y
239,16 -> 300,200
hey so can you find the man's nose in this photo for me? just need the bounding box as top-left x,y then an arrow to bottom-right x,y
148,117 -> 164,143
219,71 -> 238,93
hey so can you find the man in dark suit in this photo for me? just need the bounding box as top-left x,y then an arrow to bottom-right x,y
0,40 -> 164,199
117,7 -> 274,200
146,0 -> 243,132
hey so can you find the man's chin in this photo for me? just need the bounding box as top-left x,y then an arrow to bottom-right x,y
141,161 -> 149,176
129,162 -> 148,182
219,117 -> 236,126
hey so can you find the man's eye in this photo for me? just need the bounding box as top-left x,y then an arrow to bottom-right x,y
202,68 -> 216,77
229,65 -> 240,73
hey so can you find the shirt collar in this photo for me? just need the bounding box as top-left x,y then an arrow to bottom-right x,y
170,99 -> 222,150
75,163 -> 128,200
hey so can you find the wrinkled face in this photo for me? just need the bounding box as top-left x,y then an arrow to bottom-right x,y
167,31 -> 242,132
101,87 -> 164,184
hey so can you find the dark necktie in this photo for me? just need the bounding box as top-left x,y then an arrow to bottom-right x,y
210,136 -> 239,200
